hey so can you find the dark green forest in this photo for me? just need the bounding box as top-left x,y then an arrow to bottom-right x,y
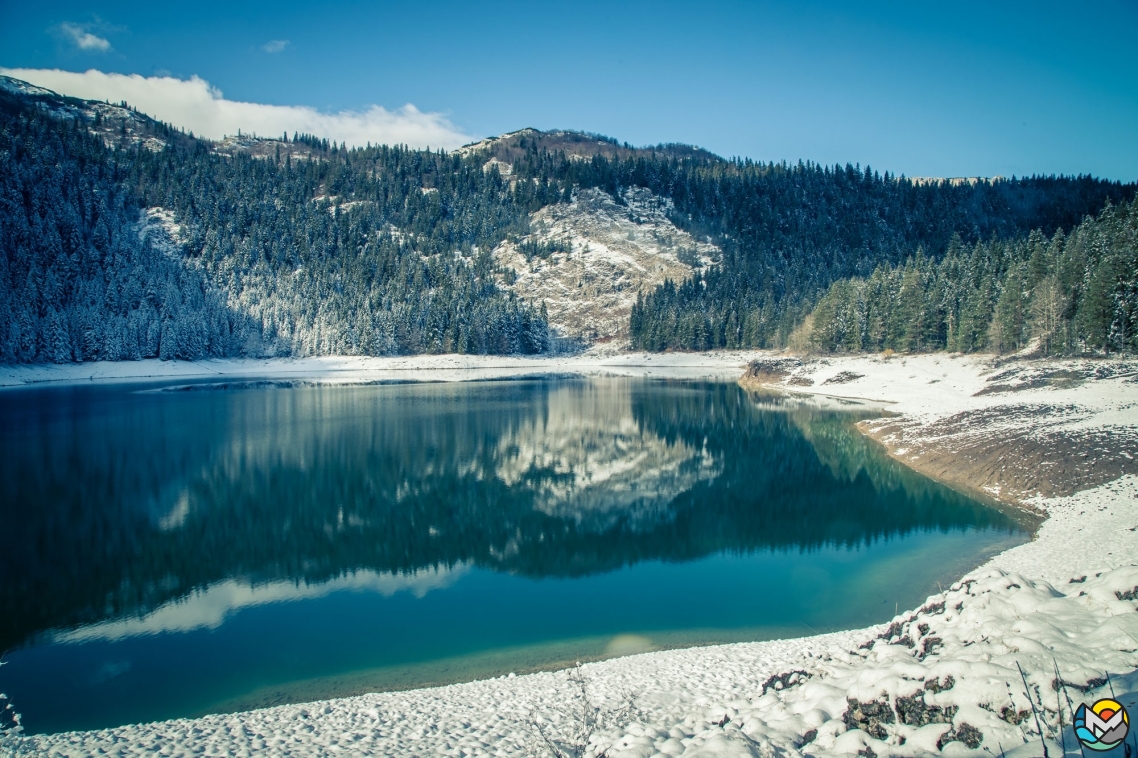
612,161 -> 1135,351
0,87 -> 551,362
799,199 -> 1138,355
2,77 -> 1135,363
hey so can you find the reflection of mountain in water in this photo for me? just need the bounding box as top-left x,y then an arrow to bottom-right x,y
0,379 -> 1023,651
493,384 -> 719,532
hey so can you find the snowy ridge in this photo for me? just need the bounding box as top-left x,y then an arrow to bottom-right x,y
3,352 -> 1138,757
453,128 -> 542,157
0,74 -> 321,160
0,75 -> 58,98
451,128 -> 721,163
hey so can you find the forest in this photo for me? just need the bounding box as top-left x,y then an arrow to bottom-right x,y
0,87 -> 551,363
796,198 -> 1138,355
1,78 -> 1135,363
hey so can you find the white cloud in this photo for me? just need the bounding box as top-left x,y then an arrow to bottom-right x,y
262,39 -> 290,53
59,23 -> 112,53
0,67 -> 475,150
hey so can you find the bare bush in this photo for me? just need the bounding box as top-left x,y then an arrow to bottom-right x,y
529,663 -> 641,758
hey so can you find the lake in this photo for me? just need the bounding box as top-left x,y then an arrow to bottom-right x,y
0,376 -> 1028,734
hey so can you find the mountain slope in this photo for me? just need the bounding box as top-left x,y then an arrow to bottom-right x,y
2,74 -> 1134,364
0,77 -> 549,363
0,81 -> 246,363
493,187 -> 719,344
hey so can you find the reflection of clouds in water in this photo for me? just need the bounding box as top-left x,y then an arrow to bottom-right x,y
495,386 -> 721,531
55,565 -> 468,644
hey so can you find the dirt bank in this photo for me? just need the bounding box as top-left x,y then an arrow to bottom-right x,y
740,354 -> 1138,514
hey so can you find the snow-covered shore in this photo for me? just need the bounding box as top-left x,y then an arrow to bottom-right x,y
0,350 -> 768,391
4,352 -> 1138,758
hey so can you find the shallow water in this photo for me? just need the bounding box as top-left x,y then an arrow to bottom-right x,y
0,377 -> 1027,734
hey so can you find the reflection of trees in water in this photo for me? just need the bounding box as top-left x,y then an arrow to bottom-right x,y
0,380 -> 1022,652
632,383 -> 1022,554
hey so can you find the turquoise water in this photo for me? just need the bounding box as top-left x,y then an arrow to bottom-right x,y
0,377 -> 1027,734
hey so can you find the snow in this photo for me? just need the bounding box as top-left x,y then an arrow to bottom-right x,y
749,354 -> 1138,506
482,157 -> 513,176
137,208 -> 186,258
4,351 -> 1137,758
0,350 -> 767,391
0,75 -> 57,98
493,188 -> 720,343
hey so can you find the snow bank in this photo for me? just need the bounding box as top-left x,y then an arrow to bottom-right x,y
5,351 -> 1138,758
0,350 -> 768,391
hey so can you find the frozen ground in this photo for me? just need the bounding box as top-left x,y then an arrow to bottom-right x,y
0,349 -> 766,391
3,352 -> 1137,758
741,354 -> 1138,505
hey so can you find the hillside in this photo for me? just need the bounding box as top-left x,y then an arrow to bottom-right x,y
796,198 -> 1138,356
492,187 -> 719,344
1,74 -> 1134,364
0,76 -> 549,363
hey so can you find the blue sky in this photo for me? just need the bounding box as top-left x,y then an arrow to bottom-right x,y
1,0 -> 1135,180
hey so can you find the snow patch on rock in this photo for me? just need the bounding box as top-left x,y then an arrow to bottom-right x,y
493,188 -> 719,344
137,208 -> 186,260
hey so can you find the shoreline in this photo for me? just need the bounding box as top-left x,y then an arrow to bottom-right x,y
0,351 -> 770,391
5,351 -> 1138,757
741,353 -> 1137,510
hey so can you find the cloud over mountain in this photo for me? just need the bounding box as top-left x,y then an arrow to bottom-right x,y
0,68 -> 473,150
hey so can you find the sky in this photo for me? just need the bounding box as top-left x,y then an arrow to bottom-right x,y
0,0 -> 1135,180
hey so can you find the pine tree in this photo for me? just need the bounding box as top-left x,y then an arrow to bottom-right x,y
989,263 -> 1028,353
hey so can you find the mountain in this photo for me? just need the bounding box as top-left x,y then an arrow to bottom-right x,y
1,75 -> 1134,364
0,76 -> 549,362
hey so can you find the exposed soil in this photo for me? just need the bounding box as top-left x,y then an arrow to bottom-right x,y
740,355 -> 1138,514
738,358 -> 804,389
860,406 -> 1138,506
822,371 -> 865,385
492,188 -> 720,343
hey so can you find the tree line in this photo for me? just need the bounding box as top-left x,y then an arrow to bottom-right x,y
493,142 -> 1133,350
798,198 -> 1138,355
